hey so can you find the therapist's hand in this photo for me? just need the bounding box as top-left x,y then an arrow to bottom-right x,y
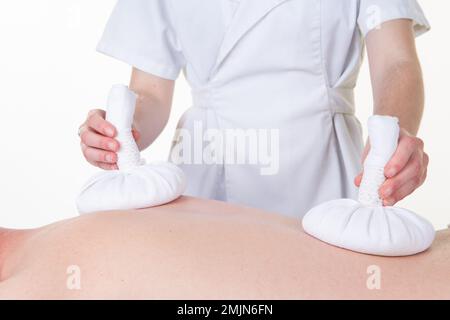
354,128 -> 429,206
79,109 -> 140,170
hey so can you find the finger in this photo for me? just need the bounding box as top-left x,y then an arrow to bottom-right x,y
423,151 -> 429,168
384,159 -> 428,206
421,167 -> 428,186
81,144 -> 117,170
87,110 -> 116,137
82,145 -> 117,164
354,172 -> 363,187
379,151 -> 424,199
355,141 -> 370,186
383,177 -> 420,206
80,129 -> 119,152
384,136 -> 421,178
86,158 -> 118,171
88,109 -> 105,118
132,128 -> 141,142
96,162 -> 119,171
78,124 -> 88,137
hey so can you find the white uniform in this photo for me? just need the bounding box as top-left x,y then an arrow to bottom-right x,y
97,0 -> 429,218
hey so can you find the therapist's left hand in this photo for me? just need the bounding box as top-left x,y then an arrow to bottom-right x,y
354,128 -> 429,206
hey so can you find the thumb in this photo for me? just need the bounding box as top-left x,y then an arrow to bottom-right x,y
354,171 -> 363,187
355,140 -> 370,186
131,127 -> 141,142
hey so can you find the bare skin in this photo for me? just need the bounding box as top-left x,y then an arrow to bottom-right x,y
79,68 -> 175,170
355,19 -> 428,205
0,197 -> 448,300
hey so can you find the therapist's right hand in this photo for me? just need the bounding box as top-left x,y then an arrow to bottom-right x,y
79,109 -> 140,170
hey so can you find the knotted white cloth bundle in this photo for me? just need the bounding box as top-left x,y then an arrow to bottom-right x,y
302,116 -> 435,256
76,85 -> 186,214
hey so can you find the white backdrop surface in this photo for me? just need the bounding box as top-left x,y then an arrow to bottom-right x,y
0,0 -> 448,229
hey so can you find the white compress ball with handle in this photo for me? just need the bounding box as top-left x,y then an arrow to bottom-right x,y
76,85 -> 186,214
302,115 -> 435,256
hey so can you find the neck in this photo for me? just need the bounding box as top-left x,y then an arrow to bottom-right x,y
0,228 -> 8,280
0,228 -> 26,281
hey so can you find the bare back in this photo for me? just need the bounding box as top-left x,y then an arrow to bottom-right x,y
0,197 -> 449,299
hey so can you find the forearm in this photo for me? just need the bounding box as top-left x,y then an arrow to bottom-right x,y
356,21 -> 429,202
366,19 -> 425,136
371,59 -> 424,136
132,93 -> 171,150
129,68 -> 175,151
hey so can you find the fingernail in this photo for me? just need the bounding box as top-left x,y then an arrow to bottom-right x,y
105,127 -> 114,137
106,154 -> 114,163
384,198 -> 395,206
108,142 -> 117,151
383,188 -> 393,198
386,168 -> 397,177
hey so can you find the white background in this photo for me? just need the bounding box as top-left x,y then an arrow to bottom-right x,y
0,0 -> 448,229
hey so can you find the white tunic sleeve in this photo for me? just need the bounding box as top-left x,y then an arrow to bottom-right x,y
97,0 -> 185,80
357,0 -> 430,38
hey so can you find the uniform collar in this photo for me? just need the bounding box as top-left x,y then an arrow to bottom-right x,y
211,0 -> 290,75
